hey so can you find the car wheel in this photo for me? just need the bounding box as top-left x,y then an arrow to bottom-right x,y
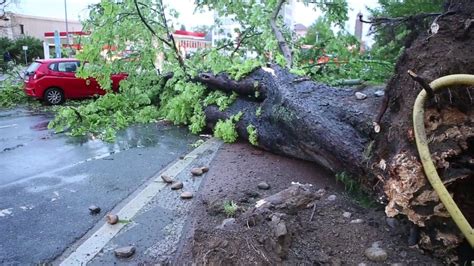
44,87 -> 65,105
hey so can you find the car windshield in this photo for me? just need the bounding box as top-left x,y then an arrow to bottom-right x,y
26,62 -> 41,74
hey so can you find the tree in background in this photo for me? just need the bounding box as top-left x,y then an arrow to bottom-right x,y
7,36 -> 43,63
191,24 -> 213,34
298,16 -> 392,85
367,0 -> 445,63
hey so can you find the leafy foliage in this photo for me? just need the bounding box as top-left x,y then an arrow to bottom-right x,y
213,112 -> 242,143
368,0 -> 445,63
0,80 -> 31,108
298,16 -> 393,85
223,200 -> 239,217
47,0 -> 387,144
7,36 -> 43,63
246,124 -> 258,146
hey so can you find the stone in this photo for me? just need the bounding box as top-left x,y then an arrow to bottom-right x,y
355,92 -> 367,100
327,195 -> 337,201
343,212 -> 352,218
374,90 -> 385,97
161,174 -> 174,183
106,214 -> 119,225
88,205 -> 101,214
170,181 -> 183,190
216,218 -> 236,230
350,219 -> 364,224
364,246 -> 388,262
180,191 -> 193,199
191,168 -> 204,176
274,221 -> 287,237
114,246 -> 136,258
257,182 -> 270,190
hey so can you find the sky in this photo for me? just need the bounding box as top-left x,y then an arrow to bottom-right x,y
7,0 -> 379,41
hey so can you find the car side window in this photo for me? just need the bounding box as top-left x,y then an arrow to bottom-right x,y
48,63 -> 57,71
57,62 -> 78,73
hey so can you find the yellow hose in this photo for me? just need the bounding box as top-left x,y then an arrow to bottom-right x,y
413,74 -> 474,247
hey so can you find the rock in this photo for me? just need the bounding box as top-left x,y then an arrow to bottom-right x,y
343,212 -> 352,218
106,214 -> 119,225
88,205 -> 101,214
201,166 -> 209,173
114,246 -> 136,258
170,181 -> 183,190
386,217 -> 399,229
374,90 -> 385,97
364,243 -> 388,262
350,219 -> 364,224
191,168 -> 204,176
161,174 -> 174,183
180,191 -> 193,199
399,251 -> 407,258
274,221 -> 287,237
327,195 -> 337,201
257,181 -> 270,190
355,92 -> 367,100
216,218 -> 236,230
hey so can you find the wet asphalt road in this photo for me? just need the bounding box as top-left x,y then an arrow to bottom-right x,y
0,107 -> 198,264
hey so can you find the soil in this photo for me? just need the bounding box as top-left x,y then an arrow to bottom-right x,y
175,142 -> 441,265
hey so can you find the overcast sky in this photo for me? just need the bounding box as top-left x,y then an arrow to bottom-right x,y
7,0 -> 379,41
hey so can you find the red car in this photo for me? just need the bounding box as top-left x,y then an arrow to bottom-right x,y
23,58 -> 127,105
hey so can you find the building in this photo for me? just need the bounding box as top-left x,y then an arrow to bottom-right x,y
173,30 -> 212,56
0,12 -> 82,40
294,23 -> 308,38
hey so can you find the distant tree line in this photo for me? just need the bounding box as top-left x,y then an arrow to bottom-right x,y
1,36 -> 43,70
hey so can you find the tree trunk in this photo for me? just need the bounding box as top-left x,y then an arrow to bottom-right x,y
194,0 -> 473,258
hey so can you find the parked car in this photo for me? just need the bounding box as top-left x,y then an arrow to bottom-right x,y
23,58 -> 127,105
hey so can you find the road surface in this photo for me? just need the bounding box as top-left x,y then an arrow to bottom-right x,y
0,107 -> 203,264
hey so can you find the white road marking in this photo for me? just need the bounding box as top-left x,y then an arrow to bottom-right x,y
59,138 -> 221,266
0,208 -> 13,217
0,124 -> 18,129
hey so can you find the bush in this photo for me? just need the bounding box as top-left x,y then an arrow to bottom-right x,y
8,36 -> 43,64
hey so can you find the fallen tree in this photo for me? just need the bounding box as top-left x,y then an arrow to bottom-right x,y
194,1 -> 474,256
51,0 -> 472,258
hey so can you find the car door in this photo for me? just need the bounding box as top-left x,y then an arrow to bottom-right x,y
52,61 -> 89,98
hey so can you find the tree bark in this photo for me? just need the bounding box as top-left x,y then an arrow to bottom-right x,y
194,1 -> 474,257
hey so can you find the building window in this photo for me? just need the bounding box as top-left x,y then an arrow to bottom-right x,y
19,24 -> 24,34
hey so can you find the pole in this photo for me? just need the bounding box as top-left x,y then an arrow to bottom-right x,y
24,50 -> 27,65
64,0 -> 70,57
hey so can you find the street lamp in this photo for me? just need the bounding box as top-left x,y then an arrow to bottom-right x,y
64,0 -> 70,57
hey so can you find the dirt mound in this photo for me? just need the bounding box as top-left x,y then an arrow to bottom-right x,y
175,142 -> 440,265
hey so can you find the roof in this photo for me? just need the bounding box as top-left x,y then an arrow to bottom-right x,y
35,58 -> 79,63
173,30 -> 206,38
294,23 -> 308,31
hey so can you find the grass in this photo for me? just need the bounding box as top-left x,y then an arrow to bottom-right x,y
223,200 -> 239,217
335,172 -> 378,208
